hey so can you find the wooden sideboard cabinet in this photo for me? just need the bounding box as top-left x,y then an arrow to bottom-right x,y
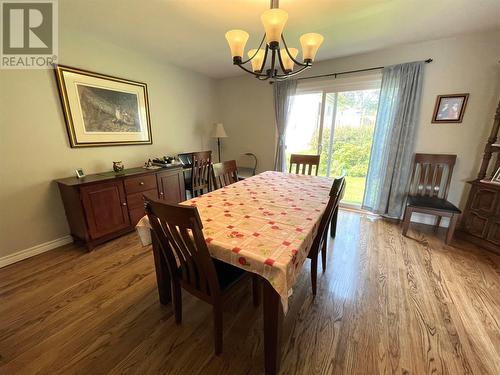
56,166 -> 185,250
458,180 -> 500,254
457,100 -> 500,254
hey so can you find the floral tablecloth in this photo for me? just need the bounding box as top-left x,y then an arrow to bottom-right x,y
136,171 -> 333,312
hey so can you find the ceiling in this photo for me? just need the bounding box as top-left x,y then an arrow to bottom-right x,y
61,0 -> 500,78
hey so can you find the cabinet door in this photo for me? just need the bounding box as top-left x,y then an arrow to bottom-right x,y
486,219 -> 500,246
157,169 -> 186,203
81,181 -> 130,239
464,211 -> 489,238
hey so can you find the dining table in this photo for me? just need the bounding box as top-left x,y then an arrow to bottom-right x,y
136,171 -> 333,375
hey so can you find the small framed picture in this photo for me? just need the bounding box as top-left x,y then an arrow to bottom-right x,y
432,94 -> 469,123
75,168 -> 85,179
492,167 -> 500,183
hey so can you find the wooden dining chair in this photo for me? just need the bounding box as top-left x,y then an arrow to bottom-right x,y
289,154 -> 320,176
188,151 -> 212,197
212,160 -> 238,190
308,176 -> 346,295
402,153 -> 461,244
329,176 -> 346,239
145,198 -> 260,355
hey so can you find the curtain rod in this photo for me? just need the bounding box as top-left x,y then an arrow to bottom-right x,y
295,58 -> 433,82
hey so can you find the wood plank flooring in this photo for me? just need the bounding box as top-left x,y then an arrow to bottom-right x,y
0,210 -> 499,374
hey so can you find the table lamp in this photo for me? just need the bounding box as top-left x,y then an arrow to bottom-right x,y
212,123 -> 228,162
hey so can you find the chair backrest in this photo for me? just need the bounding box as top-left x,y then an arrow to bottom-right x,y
408,153 -> 457,199
145,198 -> 221,300
289,154 -> 320,176
191,151 -> 212,197
310,176 -> 346,255
212,160 -> 238,190
237,153 -> 258,172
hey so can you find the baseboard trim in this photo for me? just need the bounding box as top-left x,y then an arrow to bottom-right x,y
0,235 -> 73,268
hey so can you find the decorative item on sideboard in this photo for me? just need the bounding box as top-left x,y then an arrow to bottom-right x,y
113,161 -> 125,172
75,168 -> 85,179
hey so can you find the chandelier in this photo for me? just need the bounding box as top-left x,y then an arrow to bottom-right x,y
225,0 -> 324,81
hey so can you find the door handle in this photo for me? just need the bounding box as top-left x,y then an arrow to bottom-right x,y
122,202 -> 127,206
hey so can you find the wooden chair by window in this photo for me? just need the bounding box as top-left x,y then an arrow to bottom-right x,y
330,176 -> 346,238
289,154 -> 320,176
308,176 -> 346,295
145,198 -> 260,355
187,151 -> 212,197
212,160 -> 238,190
237,152 -> 258,180
402,153 -> 461,244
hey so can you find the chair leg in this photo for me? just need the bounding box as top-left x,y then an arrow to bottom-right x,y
330,207 -> 339,238
435,216 -> 442,230
311,254 -> 318,296
172,282 -> 182,324
213,304 -> 223,355
252,275 -> 260,307
446,213 -> 459,244
321,238 -> 327,273
402,207 -> 412,236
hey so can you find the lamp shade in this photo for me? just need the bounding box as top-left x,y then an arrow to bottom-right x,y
280,47 -> 298,71
261,8 -> 288,45
299,33 -> 324,61
212,123 -> 228,138
248,49 -> 266,72
225,30 -> 249,58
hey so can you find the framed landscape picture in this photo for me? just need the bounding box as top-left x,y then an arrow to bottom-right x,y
431,93 -> 469,123
55,65 -> 152,147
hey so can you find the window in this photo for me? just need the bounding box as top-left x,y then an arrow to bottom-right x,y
285,73 -> 381,206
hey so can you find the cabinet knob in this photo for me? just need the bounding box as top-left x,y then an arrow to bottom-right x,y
139,181 -> 145,186
160,191 -> 164,196
122,202 -> 127,206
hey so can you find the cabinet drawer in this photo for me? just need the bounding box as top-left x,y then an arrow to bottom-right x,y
124,174 -> 157,194
129,206 -> 147,226
127,189 -> 157,209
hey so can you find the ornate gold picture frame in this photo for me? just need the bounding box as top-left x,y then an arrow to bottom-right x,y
55,65 -> 152,147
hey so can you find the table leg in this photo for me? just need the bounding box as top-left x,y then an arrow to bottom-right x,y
262,278 -> 283,375
151,230 -> 172,305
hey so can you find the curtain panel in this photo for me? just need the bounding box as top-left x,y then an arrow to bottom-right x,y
362,61 -> 424,218
273,79 -> 297,172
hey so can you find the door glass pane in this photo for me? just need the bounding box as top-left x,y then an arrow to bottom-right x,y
318,93 -> 336,177
329,89 -> 380,204
285,93 -> 322,172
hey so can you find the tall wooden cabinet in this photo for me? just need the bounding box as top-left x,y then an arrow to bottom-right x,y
458,100 -> 500,254
57,166 -> 185,250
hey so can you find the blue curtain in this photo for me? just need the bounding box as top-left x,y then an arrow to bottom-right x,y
273,79 -> 297,172
362,61 -> 424,218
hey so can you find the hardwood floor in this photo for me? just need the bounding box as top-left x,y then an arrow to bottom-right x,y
0,210 -> 499,374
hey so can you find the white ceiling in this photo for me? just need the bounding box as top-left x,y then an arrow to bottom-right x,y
61,0 -> 500,78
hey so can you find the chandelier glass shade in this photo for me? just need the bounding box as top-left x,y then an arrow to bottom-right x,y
225,0 -> 324,81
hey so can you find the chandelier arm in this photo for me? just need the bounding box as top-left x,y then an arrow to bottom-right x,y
235,63 -> 269,78
257,74 -> 272,81
240,34 -> 266,65
281,35 -> 310,67
259,44 -> 270,73
276,48 -> 288,73
274,65 -> 311,79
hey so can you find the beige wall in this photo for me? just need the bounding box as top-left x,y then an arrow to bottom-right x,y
216,30 -> 500,220
0,30 -> 217,258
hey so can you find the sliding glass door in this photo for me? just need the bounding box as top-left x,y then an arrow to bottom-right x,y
285,79 -> 381,206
